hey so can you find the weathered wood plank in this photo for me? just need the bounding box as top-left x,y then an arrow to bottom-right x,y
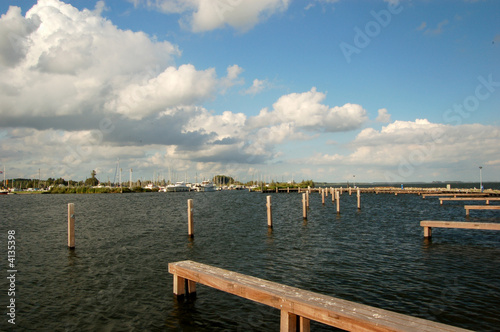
169,260 -> 472,332
464,205 -> 500,216
421,221 -> 500,230
440,197 -> 500,202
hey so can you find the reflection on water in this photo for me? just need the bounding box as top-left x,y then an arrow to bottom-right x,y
1,190 -> 499,331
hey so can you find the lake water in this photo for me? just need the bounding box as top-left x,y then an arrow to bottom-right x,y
1,190 -> 499,331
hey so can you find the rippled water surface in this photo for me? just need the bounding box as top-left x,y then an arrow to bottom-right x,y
1,190 -> 499,331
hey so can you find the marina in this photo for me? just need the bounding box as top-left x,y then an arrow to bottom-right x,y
1,186 -> 499,331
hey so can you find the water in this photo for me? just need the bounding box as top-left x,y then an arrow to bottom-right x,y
1,191 -> 499,331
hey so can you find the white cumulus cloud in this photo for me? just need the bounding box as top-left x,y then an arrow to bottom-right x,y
248,87 -> 368,132
132,0 -> 290,32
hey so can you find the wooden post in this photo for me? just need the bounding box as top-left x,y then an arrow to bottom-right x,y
187,199 -> 194,237
349,187 -> 352,195
300,317 -> 311,332
68,203 -> 75,248
280,310 -> 297,332
173,274 -> 186,296
336,191 -> 340,214
423,226 -> 432,238
322,188 -> 325,205
302,193 -> 307,219
357,189 -> 361,210
306,191 -> 310,208
287,187 -> 289,193
267,195 -> 273,228
465,207 -> 470,217
332,188 -> 335,203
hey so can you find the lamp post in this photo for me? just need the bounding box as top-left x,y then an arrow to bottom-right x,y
479,166 -> 483,192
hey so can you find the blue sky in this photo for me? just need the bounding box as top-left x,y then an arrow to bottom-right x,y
0,0 -> 499,184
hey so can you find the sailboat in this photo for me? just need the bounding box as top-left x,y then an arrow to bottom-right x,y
1,166 -> 8,194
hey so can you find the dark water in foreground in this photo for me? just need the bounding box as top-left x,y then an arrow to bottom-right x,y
1,191 -> 499,331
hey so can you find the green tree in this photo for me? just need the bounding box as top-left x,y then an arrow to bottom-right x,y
84,170 -> 99,186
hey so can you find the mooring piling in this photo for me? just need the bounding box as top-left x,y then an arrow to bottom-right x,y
336,191 -> 340,214
302,193 -> 307,219
267,195 -> 273,228
322,188 -> 325,205
68,203 -> 75,248
187,199 -> 194,238
357,189 -> 361,210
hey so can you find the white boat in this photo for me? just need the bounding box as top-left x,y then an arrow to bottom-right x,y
165,181 -> 190,192
201,180 -> 215,192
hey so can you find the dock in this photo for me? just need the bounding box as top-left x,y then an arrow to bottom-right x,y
465,205 -> 500,216
421,220 -> 500,238
169,260 -> 472,332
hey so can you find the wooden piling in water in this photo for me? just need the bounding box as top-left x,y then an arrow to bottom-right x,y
322,188 -> 325,205
302,193 -> 307,219
187,199 -> 194,237
267,195 -> 272,228
357,189 -> 361,210
68,203 -> 75,248
306,191 -> 310,208
336,191 -> 340,214
349,187 -> 352,195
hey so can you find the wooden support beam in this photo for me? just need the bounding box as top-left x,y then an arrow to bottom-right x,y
173,274 -> 185,296
299,317 -> 311,332
280,310 -> 297,332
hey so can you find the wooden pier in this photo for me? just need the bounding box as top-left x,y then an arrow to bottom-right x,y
465,205 -> 500,216
169,260 -> 472,332
439,197 -> 500,205
421,220 -> 500,238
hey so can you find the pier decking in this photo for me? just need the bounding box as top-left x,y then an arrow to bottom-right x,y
169,260 -> 472,332
439,197 -> 500,205
464,205 -> 500,216
420,220 -> 500,238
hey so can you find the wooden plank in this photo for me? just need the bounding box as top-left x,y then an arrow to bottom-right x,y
464,205 -> 500,216
420,221 -> 500,230
463,205 -> 500,210
440,198 -> 500,202
422,193 -> 488,199
169,260 -> 471,332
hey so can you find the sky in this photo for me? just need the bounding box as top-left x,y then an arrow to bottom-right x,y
0,0 -> 499,184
